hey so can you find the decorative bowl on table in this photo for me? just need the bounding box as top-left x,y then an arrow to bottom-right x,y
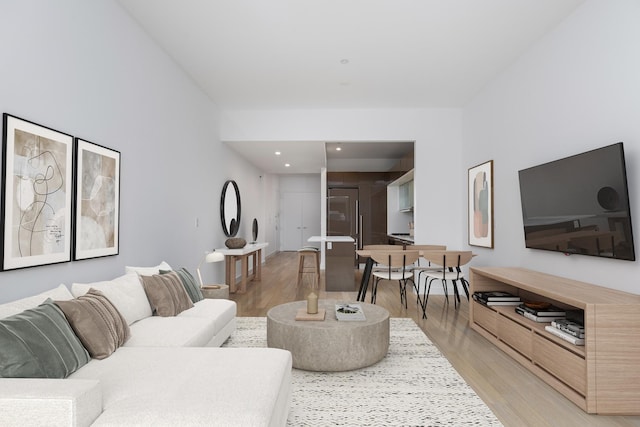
225,237 -> 247,249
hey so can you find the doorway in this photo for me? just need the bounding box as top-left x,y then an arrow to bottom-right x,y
281,192 -> 321,251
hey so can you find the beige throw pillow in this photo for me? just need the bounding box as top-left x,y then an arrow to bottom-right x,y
55,289 -> 131,360
141,272 -> 194,317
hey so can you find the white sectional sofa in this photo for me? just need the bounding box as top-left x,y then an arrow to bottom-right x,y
0,265 -> 292,426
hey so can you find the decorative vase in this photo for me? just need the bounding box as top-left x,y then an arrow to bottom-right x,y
225,237 -> 247,249
306,291 -> 318,314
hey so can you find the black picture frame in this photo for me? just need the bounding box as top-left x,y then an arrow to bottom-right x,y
1,114 -> 74,270
73,138 -> 120,260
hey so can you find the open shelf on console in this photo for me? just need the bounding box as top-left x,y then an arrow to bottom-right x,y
470,267 -> 640,415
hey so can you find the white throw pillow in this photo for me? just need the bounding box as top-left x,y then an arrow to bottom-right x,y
0,284 -> 73,319
125,261 -> 172,276
72,272 -> 152,325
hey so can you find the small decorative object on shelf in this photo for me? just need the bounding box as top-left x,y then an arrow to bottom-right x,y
225,237 -> 247,249
335,303 -> 366,321
306,291 -> 318,314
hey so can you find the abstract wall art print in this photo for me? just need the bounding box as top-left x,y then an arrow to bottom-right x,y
468,160 -> 494,248
74,139 -> 120,260
1,114 -> 74,270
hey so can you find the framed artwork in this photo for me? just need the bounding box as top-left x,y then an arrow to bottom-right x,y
73,138 -> 120,260
468,160 -> 494,248
1,114 -> 74,270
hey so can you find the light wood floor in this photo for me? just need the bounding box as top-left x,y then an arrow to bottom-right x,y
230,252 -> 640,427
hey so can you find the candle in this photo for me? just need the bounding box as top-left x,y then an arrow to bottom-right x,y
307,291 -> 318,314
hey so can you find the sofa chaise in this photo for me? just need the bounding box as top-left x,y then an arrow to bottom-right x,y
0,263 -> 292,426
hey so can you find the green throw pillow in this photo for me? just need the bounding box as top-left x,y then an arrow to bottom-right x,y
0,299 -> 90,378
161,268 -> 204,303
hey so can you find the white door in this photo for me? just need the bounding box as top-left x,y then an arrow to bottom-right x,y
281,192 -> 321,250
301,193 -> 321,246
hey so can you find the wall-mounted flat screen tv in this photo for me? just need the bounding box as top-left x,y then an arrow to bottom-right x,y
518,142 -> 635,261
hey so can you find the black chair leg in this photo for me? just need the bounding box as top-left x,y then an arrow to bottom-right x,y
415,273 -> 423,306
398,280 -> 407,309
371,278 -> 379,304
452,280 -> 460,309
441,280 -> 449,305
409,278 -> 421,310
460,278 -> 470,300
422,278 -> 436,317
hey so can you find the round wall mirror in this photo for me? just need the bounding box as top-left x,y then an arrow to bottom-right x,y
220,180 -> 241,237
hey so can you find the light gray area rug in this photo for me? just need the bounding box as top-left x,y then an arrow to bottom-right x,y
224,317 -> 503,426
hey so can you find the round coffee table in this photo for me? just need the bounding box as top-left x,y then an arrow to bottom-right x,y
266,300 -> 389,372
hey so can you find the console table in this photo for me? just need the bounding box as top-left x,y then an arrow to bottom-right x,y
216,242 -> 268,293
469,266 -> 640,415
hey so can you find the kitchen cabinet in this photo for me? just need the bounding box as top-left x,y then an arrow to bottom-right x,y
399,180 -> 413,211
387,169 -> 414,235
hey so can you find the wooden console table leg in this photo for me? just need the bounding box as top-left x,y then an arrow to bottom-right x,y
253,249 -> 262,281
226,256 -> 237,293
238,254 -> 249,293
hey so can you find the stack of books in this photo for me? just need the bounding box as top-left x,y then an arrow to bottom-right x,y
472,291 -> 521,306
545,319 -> 585,345
515,302 -> 566,322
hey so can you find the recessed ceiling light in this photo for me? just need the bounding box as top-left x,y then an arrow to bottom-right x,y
275,151 -> 281,156
285,163 -> 290,167
336,146 -> 342,151
340,59 -> 349,65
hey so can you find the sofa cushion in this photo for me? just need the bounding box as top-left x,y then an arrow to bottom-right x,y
69,347 -> 292,427
0,284 -> 74,319
180,299 -> 236,335
161,268 -> 203,303
0,300 -> 90,378
71,273 -> 152,325
141,272 -> 193,317
125,316 -> 218,347
125,261 -> 172,276
55,289 -> 130,360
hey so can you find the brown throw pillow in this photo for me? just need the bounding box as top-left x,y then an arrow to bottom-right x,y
141,272 -> 194,317
55,289 -> 131,360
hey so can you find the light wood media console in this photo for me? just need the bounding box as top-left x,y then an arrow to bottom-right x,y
469,267 -> 640,415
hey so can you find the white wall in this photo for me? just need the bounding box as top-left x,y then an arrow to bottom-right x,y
220,108 -> 464,249
462,0 -> 640,294
0,0 -> 262,302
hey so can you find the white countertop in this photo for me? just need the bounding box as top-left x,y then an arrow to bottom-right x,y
308,235 -> 355,243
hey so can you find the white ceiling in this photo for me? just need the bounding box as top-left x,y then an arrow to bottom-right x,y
117,0 -> 584,173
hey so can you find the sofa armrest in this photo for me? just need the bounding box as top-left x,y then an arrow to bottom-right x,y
0,378 -> 102,427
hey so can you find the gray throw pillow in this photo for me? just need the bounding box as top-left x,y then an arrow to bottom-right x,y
55,288 -> 131,360
161,268 -> 204,303
141,272 -> 194,316
0,299 -> 90,378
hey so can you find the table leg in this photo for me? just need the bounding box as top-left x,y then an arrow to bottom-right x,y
254,249 -> 262,281
239,254 -> 249,293
226,256 -> 237,293
357,258 -> 374,302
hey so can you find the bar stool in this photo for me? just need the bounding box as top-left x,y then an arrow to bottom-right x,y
297,247 -> 320,288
